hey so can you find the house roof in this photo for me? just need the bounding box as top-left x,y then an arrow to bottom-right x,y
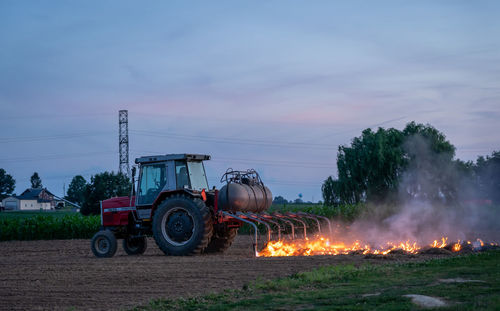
17,188 -> 55,202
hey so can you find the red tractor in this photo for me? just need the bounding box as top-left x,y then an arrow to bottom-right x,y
90,154 -> 274,257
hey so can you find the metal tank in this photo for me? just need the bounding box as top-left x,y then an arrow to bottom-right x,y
218,169 -> 272,213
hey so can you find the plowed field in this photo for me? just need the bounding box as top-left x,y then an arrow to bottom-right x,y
0,236 -> 450,310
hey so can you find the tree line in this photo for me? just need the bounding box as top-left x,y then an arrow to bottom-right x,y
272,196 -> 321,205
65,172 -> 131,215
0,169 -> 131,215
322,121 -> 500,206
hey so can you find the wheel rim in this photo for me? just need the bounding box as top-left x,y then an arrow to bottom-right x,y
161,207 -> 195,246
94,236 -> 110,254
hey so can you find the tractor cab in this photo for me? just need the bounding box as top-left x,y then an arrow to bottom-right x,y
134,154 -> 211,219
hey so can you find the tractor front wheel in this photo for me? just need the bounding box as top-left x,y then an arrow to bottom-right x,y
152,194 -> 212,256
123,236 -> 147,255
91,230 -> 117,258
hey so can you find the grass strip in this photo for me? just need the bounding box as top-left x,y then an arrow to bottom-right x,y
134,250 -> 500,311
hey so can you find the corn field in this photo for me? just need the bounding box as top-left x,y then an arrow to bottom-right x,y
0,214 -> 100,241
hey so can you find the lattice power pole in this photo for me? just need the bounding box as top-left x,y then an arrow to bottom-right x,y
119,110 -> 130,177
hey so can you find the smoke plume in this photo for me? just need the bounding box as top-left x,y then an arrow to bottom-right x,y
336,134 -> 500,246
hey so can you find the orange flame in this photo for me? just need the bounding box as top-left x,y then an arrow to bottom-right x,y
257,235 -> 492,257
257,235 -> 424,257
431,237 -> 448,248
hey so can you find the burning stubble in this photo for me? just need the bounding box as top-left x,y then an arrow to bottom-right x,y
258,135 -> 500,257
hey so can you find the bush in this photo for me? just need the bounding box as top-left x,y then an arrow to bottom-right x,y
0,214 -> 100,241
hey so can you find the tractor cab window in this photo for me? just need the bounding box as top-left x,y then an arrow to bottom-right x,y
138,164 -> 166,205
175,161 -> 190,189
187,161 -> 208,190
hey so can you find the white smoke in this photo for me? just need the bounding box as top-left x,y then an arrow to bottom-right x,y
332,134 -> 500,246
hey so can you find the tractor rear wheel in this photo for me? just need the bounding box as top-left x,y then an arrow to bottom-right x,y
91,230 -> 117,258
152,194 -> 213,256
123,236 -> 147,255
204,225 -> 238,253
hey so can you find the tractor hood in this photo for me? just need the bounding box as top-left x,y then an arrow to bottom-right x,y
102,196 -> 135,210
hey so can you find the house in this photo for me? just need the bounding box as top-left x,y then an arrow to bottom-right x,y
1,188 -> 62,211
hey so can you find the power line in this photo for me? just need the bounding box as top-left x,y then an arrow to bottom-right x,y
207,177 -> 322,187
311,115 -> 410,141
211,159 -> 333,169
130,129 -> 337,150
0,151 -> 115,163
0,112 -> 115,122
0,131 -> 113,143
214,156 -> 335,168
129,150 -> 335,169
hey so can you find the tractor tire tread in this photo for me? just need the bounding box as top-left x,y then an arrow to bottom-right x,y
91,230 -> 118,258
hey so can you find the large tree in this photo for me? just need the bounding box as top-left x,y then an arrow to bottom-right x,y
30,172 -> 42,188
322,122 -> 460,205
330,126 -> 406,204
65,175 -> 87,206
81,172 -> 132,215
0,168 -> 15,200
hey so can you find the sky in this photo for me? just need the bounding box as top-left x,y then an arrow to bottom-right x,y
0,0 -> 499,202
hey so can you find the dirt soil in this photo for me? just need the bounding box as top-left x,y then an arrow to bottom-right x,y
0,236 -> 453,311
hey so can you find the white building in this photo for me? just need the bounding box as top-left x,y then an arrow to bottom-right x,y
1,188 -> 60,211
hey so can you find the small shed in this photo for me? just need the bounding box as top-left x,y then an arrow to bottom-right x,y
2,196 -> 20,210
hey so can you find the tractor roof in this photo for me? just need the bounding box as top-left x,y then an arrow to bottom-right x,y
135,153 -> 211,164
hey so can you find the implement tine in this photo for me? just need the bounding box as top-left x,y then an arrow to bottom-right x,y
222,211 -> 259,256
273,213 -> 304,239
283,213 -> 307,239
270,212 -> 295,240
307,213 -> 333,236
296,212 -> 321,233
242,212 -> 272,243
255,214 -> 282,241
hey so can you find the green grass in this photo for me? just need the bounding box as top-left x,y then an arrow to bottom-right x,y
134,250 -> 500,311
